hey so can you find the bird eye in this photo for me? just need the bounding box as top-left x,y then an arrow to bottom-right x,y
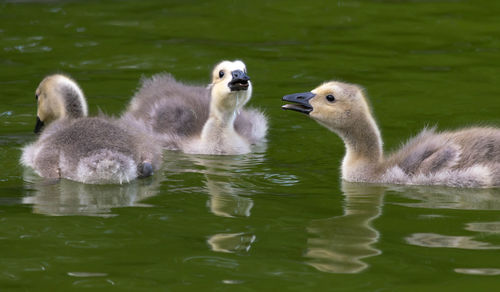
326,94 -> 335,102
35,94 -> 39,100
219,70 -> 224,78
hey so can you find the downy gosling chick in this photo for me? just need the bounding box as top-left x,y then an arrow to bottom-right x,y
21,74 -> 162,184
282,81 -> 500,188
122,60 -> 268,155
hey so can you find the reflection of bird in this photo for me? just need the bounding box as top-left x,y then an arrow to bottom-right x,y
388,186 -> 500,253
391,185 -> 500,210
20,74 -> 162,184
406,233 -> 500,250
22,167 -> 163,217
122,60 -> 267,155
207,233 -> 256,253
283,81 -> 500,188
205,178 -> 254,218
185,154 -> 258,218
305,182 -> 384,274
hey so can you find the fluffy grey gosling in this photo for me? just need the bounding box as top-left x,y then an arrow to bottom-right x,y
282,81 -> 500,188
122,60 -> 268,155
21,74 -> 162,184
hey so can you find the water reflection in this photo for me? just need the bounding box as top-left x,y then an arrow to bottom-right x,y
394,186 -> 500,249
191,154 -> 262,254
392,185 -> 500,210
454,268 -> 500,276
305,182 -> 385,274
465,222 -> 500,234
163,150 -> 267,254
167,146 -> 298,255
207,233 -> 256,254
394,185 -> 500,273
201,162 -> 255,218
21,169 -> 162,217
406,233 -> 500,250
166,151 -> 267,218
304,183 -> 500,274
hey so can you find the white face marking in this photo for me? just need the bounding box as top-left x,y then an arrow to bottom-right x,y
210,60 -> 252,116
212,60 -> 247,84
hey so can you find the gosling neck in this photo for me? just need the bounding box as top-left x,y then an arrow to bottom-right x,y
204,89 -> 248,133
59,87 -> 88,119
199,91 -> 248,153
336,114 -> 383,177
201,112 -> 237,141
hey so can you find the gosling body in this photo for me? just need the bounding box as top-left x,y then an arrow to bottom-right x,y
282,81 -> 500,188
21,74 -> 162,184
122,60 -> 267,155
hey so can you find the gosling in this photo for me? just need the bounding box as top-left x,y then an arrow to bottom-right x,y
122,60 -> 268,155
282,81 -> 500,188
21,74 -> 162,184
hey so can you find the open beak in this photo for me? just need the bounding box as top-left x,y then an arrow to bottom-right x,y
228,70 -> 250,91
281,92 -> 315,114
34,116 -> 44,134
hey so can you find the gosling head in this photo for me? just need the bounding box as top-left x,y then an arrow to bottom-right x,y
282,81 -> 371,132
209,60 -> 252,117
34,74 -> 88,133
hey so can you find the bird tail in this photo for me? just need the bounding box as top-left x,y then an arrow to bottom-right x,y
138,162 -> 154,178
76,150 -> 137,184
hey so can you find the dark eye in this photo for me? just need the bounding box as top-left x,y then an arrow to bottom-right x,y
35,94 -> 39,100
326,94 -> 335,102
219,70 -> 224,78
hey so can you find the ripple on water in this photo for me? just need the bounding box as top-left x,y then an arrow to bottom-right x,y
183,256 -> 239,269
454,268 -> 500,276
4,42 -> 52,53
65,240 -> 123,249
2,258 -> 49,273
405,233 -> 500,250
74,41 -> 99,48
23,264 -> 47,272
48,7 -> 63,14
391,186 -> 500,211
465,222 -> 500,234
71,278 -> 115,288
0,111 -> 13,117
263,173 -> 299,186
0,272 -> 19,281
207,233 -> 256,253
68,272 -> 108,277
222,279 -> 244,284
418,214 -> 449,219
106,21 -> 142,27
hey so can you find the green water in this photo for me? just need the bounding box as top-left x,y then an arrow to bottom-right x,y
1,0 -> 500,290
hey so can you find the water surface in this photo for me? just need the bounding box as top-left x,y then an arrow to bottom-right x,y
1,0 -> 500,290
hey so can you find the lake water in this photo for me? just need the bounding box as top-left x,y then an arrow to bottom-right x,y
1,0 -> 500,290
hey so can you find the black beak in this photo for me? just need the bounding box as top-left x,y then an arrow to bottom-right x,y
228,70 -> 250,91
281,92 -> 315,114
34,116 -> 44,134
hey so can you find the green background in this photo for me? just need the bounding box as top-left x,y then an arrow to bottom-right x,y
1,0 -> 500,290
